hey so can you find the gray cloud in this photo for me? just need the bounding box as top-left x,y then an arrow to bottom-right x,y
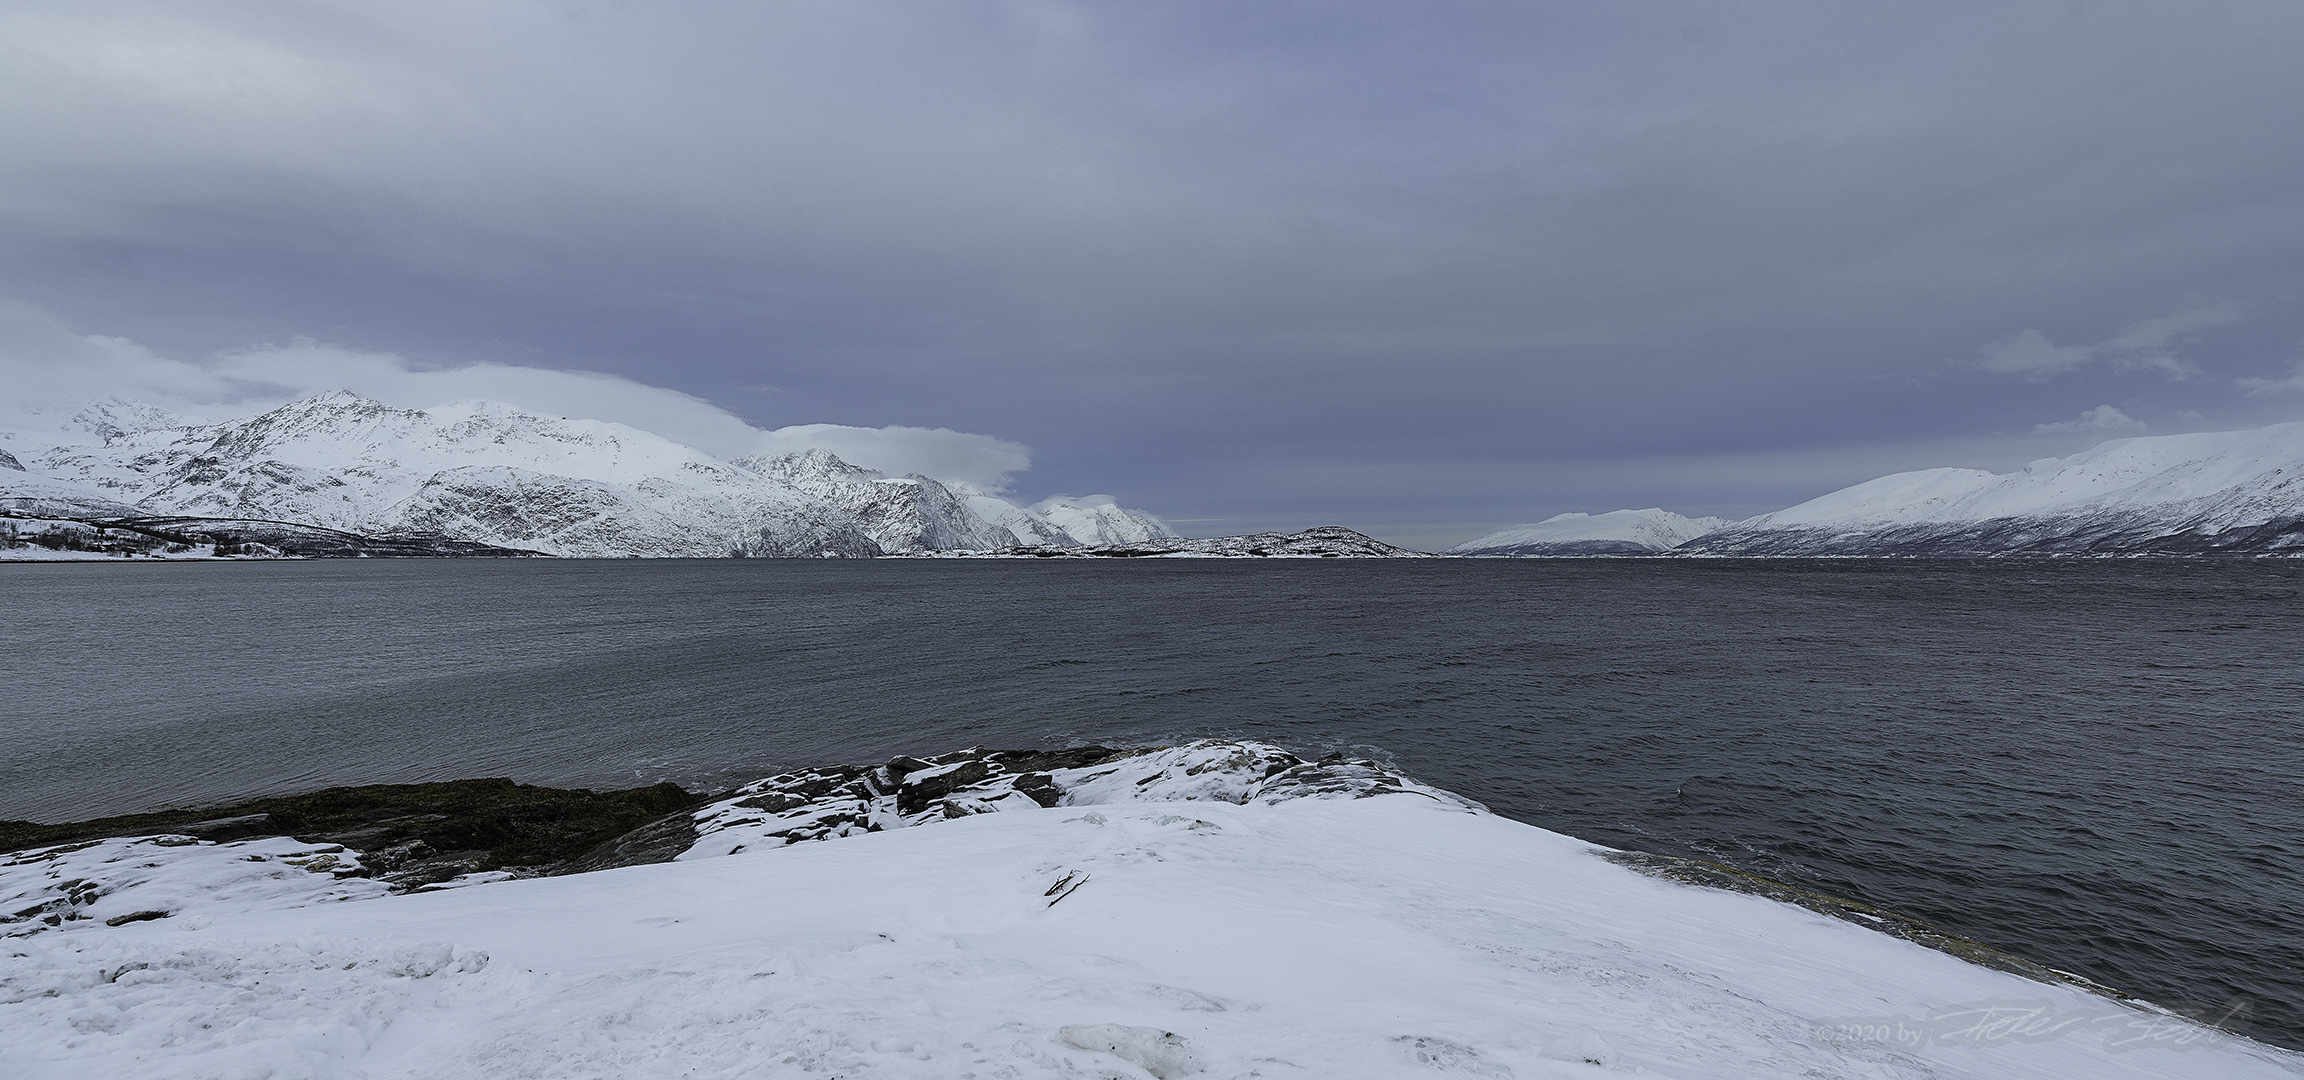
3,1 -> 2302,543
2033,405 -> 2145,436
1976,304 -> 2239,380
2240,362 -> 2304,397
0,299 -> 1033,491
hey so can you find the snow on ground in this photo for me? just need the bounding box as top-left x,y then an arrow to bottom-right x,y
1,836 -> 386,933
4,742 -> 2295,1079
0,516 -> 234,561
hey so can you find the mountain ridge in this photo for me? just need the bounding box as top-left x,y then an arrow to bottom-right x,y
1463,422 -> 2304,558
1685,422 -> 2304,556
1,392 -> 1172,558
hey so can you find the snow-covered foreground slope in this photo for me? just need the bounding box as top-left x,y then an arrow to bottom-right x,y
5,743 -> 2289,1079
4,393 -> 1165,557
1452,509 -> 1731,556
1690,423 -> 2304,556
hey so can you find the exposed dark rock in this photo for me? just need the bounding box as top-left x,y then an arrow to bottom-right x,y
552,809 -> 707,876
2,778 -> 705,890
153,813 -> 276,843
988,746 -> 1128,773
382,856 -> 492,891
885,756 -> 938,781
897,758 -> 994,815
1010,773 -> 1061,808
732,791 -> 809,814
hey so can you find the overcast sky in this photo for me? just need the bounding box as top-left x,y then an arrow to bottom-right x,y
4,1 -> 2302,546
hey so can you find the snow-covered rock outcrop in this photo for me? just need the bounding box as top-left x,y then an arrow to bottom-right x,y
683,741 -> 1476,859
1451,508 -> 1731,555
2,391 -> 1127,558
4,740 -> 2291,1078
1688,422 -> 2304,556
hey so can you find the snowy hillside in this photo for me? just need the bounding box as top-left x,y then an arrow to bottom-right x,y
5,741 -> 2290,1079
1690,422 -> 2304,556
1452,508 -> 1731,556
2,392 -> 1166,558
0,470 -> 143,519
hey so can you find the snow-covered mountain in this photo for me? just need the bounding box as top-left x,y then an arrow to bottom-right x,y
1688,422 -> 2304,556
1450,509 -> 1731,556
967,493 -> 1176,547
2,392 -> 1165,558
0,470 -> 144,519
913,525 -> 1433,559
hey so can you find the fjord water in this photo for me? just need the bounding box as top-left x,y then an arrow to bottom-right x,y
7,560 -> 2301,1048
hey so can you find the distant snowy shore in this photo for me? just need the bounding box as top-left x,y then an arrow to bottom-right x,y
897,526 -> 1432,559
4,741 -> 2290,1078
1456,422 -> 2304,557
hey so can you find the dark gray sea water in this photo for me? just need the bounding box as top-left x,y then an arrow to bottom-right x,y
5,558 -> 2301,1048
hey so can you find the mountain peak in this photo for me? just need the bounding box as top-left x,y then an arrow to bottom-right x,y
64,399 -> 188,445
286,389 -> 390,411
738,448 -> 874,482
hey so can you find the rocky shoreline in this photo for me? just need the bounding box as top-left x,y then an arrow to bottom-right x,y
5,739 -> 2285,1078
1,742 -> 1472,931
0,739 -> 2144,1017
0,777 -> 700,898
0,738 -> 2165,1026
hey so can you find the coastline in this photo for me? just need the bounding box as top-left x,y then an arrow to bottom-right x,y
5,742 -> 2293,1077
